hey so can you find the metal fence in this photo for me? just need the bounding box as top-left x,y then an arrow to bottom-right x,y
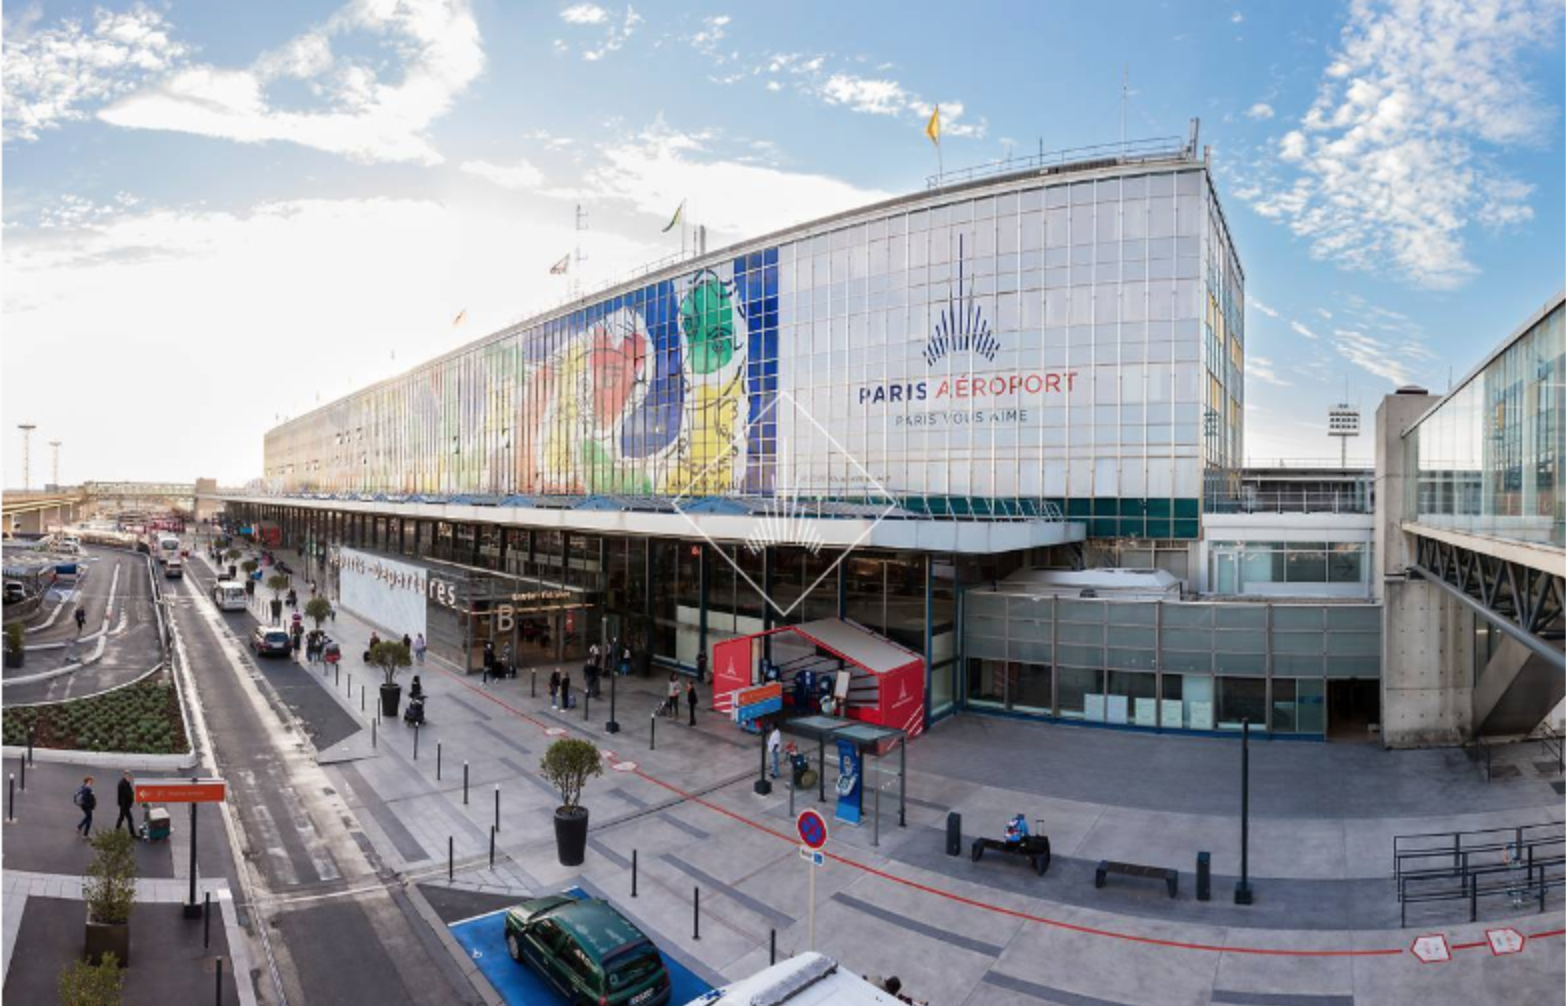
1394,822 -> 1564,925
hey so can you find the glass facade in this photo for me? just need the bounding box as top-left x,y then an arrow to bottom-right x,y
961,590 -> 1376,736
1407,297 -> 1564,546
1208,540 -> 1372,598
264,156 -> 1244,540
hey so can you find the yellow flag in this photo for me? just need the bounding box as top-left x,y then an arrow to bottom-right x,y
925,105 -> 941,146
452,309 -> 467,327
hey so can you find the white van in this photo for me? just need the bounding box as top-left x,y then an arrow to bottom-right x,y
687,953 -> 904,1005
164,558 -> 184,579
213,580 -> 246,611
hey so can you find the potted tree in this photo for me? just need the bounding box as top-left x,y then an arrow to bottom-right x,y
540,737 -> 603,866
304,596 -> 332,652
58,953 -> 123,1006
83,829 -> 136,966
4,621 -> 24,670
223,547 -> 241,579
370,639 -> 411,718
265,574 -> 290,624
240,559 -> 259,597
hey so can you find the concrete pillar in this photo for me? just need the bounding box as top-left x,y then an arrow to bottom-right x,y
1376,389 -> 1472,747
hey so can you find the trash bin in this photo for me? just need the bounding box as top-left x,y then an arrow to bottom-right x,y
946,812 -> 962,857
1196,851 -> 1211,902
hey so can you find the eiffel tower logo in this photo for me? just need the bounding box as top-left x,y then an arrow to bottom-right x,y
924,234 -> 1000,368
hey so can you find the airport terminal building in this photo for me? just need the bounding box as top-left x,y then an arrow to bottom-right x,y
228,135 -> 1405,737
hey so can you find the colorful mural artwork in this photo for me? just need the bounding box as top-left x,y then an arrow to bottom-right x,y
293,248 -> 780,499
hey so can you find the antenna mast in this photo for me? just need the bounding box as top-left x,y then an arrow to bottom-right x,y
16,424 -> 36,491
573,203 -> 589,300
49,440 -> 62,488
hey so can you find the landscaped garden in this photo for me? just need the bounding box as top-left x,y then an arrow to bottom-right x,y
2,675 -> 188,754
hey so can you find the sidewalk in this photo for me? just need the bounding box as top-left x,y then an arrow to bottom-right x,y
211,542 -> 1566,1006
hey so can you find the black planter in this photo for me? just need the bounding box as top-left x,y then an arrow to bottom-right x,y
3,650 -> 22,669
380,682 -> 402,718
554,807 -> 589,866
85,917 -> 129,967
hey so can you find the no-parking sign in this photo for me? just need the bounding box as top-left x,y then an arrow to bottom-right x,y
797,809 -> 829,850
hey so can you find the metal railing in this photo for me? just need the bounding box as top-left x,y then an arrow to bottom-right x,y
1393,822 -> 1564,926
925,136 -> 1189,190
1205,490 -> 1374,515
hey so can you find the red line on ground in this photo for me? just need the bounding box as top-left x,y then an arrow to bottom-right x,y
1529,928 -> 1565,939
435,666 -> 1417,959
1450,940 -> 1488,951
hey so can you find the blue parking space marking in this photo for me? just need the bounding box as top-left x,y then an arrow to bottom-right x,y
448,893 -> 714,1006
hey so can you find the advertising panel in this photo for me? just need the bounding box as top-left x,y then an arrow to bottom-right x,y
338,547 -> 428,638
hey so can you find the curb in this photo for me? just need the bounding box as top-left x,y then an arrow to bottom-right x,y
1,634 -> 108,686
0,743 -> 199,771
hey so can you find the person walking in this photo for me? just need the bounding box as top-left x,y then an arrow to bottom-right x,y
74,605 -> 87,635
115,771 -> 137,836
695,650 -> 708,684
560,671 -> 573,710
500,641 -> 513,680
401,633 -> 412,652
74,776 -> 97,839
665,674 -> 681,718
413,633 -> 427,666
768,724 -> 783,778
483,641 -> 495,679
686,679 -> 699,726
549,669 -> 561,710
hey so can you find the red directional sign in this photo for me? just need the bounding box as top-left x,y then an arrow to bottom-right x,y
1485,928 -> 1525,956
1410,934 -> 1451,964
796,809 -> 829,850
135,779 -> 226,804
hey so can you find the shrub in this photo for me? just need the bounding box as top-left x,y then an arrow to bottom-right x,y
5,621 -> 23,656
58,954 -> 123,1006
369,640 -> 411,686
240,559 -> 259,578
265,573 -> 290,599
304,596 -> 332,630
223,548 -> 241,563
84,830 -> 137,926
540,738 -> 603,812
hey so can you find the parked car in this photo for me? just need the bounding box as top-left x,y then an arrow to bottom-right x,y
504,894 -> 671,1006
251,627 -> 292,657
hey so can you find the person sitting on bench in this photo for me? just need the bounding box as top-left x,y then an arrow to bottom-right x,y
1004,814 -> 1029,844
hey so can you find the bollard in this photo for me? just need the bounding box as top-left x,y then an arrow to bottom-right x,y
584,687 -> 590,721
360,689 -> 365,713
650,712 -> 656,751
463,762 -> 470,805
26,728 -> 33,767
632,849 -> 638,897
6,773 -> 13,822
494,786 -> 501,833
448,836 -> 454,881
489,826 -> 496,869
19,755 -> 25,793
770,928 -> 777,965
693,887 -> 700,940
531,669 -> 536,698
372,719 -> 377,749
335,665 -> 340,687
204,891 -> 212,949
413,723 -> 420,761
437,742 -> 443,780
215,955 -> 224,1006
348,672 -> 353,694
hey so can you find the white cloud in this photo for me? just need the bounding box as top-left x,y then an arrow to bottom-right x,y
1290,320 -> 1320,340
1237,0 -> 1561,289
1333,327 -> 1410,385
559,4 -> 608,24
565,4 -> 640,61
1245,102 -> 1274,120
543,122 -> 893,244
800,68 -> 983,137
3,4 -> 190,143
3,193 -> 661,484
1231,11 -> 1245,23
1248,355 -> 1291,387
1314,307 -> 1332,320
1249,297 -> 1279,318
96,0 -> 484,166
461,158 -> 545,190
689,14 -> 730,53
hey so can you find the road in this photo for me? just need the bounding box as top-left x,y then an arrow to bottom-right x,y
4,545 -> 166,705
172,549 -> 480,1005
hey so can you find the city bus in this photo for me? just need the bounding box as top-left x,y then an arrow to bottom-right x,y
156,534 -> 180,563
212,581 -> 246,611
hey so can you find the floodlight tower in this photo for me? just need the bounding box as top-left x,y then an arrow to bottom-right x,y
16,424 -> 36,490
1327,404 -> 1360,468
49,441 -> 62,489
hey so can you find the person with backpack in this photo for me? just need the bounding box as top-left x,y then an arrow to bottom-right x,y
74,606 -> 87,634
74,776 -> 97,838
115,770 -> 137,835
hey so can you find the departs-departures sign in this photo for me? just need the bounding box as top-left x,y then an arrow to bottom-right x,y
135,778 -> 227,804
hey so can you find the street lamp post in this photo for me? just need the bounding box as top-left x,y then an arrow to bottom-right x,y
1234,717 -> 1254,905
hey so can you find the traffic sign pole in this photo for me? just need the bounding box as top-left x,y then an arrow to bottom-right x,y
808,847 -> 816,951
795,809 -> 829,952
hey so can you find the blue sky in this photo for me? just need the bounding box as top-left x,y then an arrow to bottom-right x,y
3,0 -> 1562,484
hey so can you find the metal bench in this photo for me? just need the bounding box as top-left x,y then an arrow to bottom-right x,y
1095,859 -> 1178,898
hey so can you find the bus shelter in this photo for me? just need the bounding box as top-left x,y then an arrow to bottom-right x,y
780,715 -> 908,835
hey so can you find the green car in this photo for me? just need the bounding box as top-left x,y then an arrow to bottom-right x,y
504,894 -> 672,1006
